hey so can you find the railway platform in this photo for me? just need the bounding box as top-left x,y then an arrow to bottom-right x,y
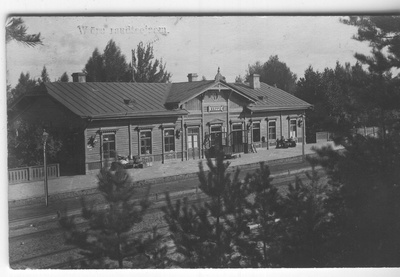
8,141 -> 342,202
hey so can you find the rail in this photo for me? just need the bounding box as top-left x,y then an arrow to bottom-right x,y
8,164 -> 60,184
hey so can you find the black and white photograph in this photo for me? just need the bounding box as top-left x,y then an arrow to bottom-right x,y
4,1 -> 400,275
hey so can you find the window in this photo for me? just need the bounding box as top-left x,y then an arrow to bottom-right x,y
232,124 -> 242,131
268,121 -> 276,140
164,129 -> 175,152
103,133 -> 116,159
290,119 -> 297,138
252,122 -> 261,142
140,130 -> 152,154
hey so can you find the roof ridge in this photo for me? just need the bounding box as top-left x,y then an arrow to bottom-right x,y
170,80 -> 212,84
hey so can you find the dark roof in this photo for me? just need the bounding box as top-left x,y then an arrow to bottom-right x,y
167,80 -> 214,103
44,82 -> 186,119
229,82 -> 312,111
13,80 -> 311,120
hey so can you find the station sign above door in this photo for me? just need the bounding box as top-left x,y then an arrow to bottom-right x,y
207,105 -> 226,112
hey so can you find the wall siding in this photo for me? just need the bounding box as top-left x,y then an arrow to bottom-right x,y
186,97 -> 201,110
249,110 -> 305,143
85,116 -> 183,170
83,89 -> 307,172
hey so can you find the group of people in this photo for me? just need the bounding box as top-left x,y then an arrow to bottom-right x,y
276,136 -> 297,148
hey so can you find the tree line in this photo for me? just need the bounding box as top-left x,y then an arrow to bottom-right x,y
83,40 -> 171,83
7,40 -> 170,101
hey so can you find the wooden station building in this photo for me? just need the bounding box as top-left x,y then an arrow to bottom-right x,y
9,69 -> 312,175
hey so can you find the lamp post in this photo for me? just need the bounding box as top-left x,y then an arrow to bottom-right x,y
299,114 -> 305,161
42,130 -> 49,207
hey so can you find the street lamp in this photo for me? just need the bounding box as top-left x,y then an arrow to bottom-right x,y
42,130 -> 49,207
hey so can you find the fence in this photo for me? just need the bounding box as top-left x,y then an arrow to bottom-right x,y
8,164 -> 60,184
316,132 -> 333,142
353,127 -> 379,137
316,127 -> 379,143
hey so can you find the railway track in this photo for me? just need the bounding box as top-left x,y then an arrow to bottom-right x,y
9,191 -> 205,244
9,191 -> 207,269
9,168 -> 323,269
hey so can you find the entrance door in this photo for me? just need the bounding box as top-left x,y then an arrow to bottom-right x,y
187,127 -> 200,159
210,125 -> 222,148
231,123 -> 244,153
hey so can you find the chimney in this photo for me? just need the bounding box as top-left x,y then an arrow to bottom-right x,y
187,73 -> 198,82
249,74 -> 260,89
72,72 -> 87,83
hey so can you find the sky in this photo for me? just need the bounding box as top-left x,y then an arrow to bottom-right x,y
5,16 -> 374,87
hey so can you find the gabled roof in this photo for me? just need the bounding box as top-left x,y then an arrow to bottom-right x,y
44,82 -> 186,119
167,80 -> 257,104
167,80 -> 214,103
229,82 -> 312,111
11,77 -> 312,120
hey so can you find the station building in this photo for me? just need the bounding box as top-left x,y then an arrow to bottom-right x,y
9,69 -> 312,175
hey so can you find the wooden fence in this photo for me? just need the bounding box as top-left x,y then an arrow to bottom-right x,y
316,127 -> 379,143
8,164 -> 60,184
316,132 -> 334,142
352,127 -> 379,137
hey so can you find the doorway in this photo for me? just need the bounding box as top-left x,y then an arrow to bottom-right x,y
187,127 -> 200,159
210,125 -> 223,148
231,123 -> 244,153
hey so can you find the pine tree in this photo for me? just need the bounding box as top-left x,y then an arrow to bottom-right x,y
162,150 -> 252,268
39,66 -> 50,83
59,165 -> 159,268
234,75 -> 244,83
311,138 -> 400,266
84,48 -> 106,82
246,55 -> 297,94
131,42 -> 171,83
103,40 -> 129,82
277,166 -> 346,267
311,16 -> 400,266
83,40 -> 171,83
295,62 -> 370,142
294,66 -> 324,142
58,72 -> 69,82
341,16 -> 400,140
8,72 -> 38,100
6,17 -> 42,47
246,163 -> 282,267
